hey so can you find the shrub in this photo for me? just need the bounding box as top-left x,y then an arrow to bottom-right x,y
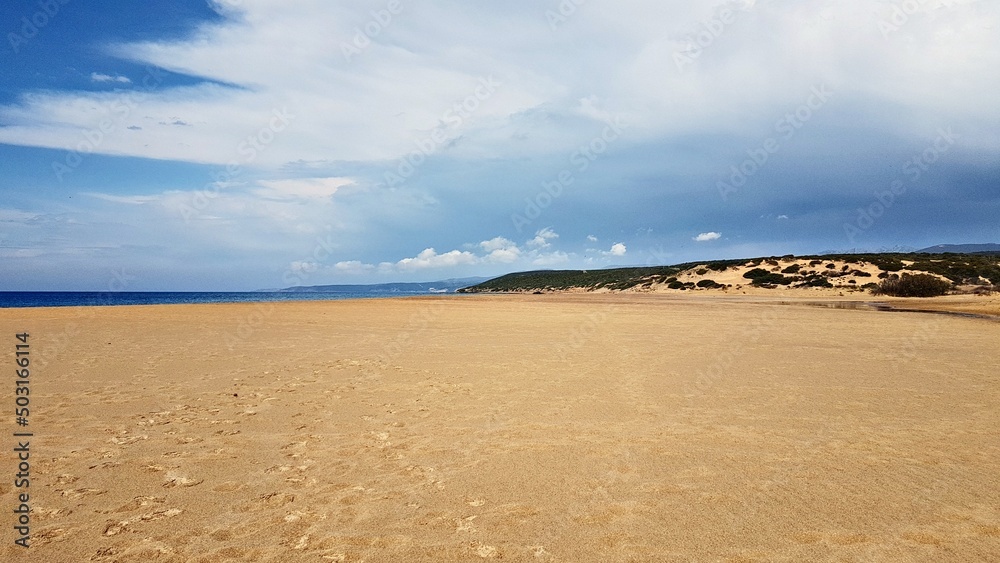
697,279 -> 720,288
797,276 -> 833,288
751,273 -> 793,286
825,263 -> 836,269
872,274 -> 952,297
765,259 -> 779,267
696,268 -> 708,276
809,260 -> 822,266
873,258 -> 905,272
852,270 -> 872,277
781,264 -> 801,274
743,268 -> 771,279
667,281 -> 685,289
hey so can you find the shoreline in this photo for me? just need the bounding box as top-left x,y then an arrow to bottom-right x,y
3,290 -> 999,319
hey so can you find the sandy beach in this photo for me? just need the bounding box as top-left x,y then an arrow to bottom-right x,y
2,294 -> 998,562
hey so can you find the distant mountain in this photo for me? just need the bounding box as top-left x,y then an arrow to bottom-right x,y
273,277 -> 492,294
820,246 -> 917,255
918,244 -> 1000,255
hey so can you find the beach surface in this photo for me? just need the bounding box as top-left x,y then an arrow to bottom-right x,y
2,294 -> 998,562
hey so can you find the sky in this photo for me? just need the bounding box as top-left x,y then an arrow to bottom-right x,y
1,0 -> 998,291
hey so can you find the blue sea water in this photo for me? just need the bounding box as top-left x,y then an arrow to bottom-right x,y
0,291 -> 444,308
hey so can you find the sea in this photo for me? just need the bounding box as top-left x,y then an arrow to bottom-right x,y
0,291 -> 449,309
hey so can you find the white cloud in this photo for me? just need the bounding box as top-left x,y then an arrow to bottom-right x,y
694,232 -> 721,242
334,260 -> 374,274
486,247 -> 521,263
532,251 -> 571,266
587,235 -> 598,242
607,243 -> 627,256
83,193 -> 162,205
254,177 -> 352,201
528,227 -> 559,249
479,236 -> 521,263
0,209 -> 40,223
90,72 -> 131,84
289,260 -> 319,274
480,236 -> 516,252
3,0 -> 993,168
396,248 -> 478,271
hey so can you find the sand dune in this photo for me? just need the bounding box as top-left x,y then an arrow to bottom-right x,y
1,295 -> 998,561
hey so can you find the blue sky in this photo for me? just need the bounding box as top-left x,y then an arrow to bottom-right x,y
1,0 -> 998,290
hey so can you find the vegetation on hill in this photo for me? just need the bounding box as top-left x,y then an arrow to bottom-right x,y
458,266 -> 686,293
458,252 -> 1000,296
873,274 -> 953,297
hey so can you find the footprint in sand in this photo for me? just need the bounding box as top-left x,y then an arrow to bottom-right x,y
162,474 -> 204,488
471,542 -> 500,558
456,515 -> 478,532
173,436 -> 204,445
32,506 -> 72,520
264,464 -> 311,483
105,496 -> 165,514
529,546 -> 549,558
237,492 -> 297,512
213,481 -> 246,493
103,508 -> 183,536
109,434 -> 148,446
32,526 -> 72,546
59,488 -> 106,499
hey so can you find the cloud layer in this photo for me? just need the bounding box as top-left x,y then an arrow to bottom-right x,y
1,0 -> 998,289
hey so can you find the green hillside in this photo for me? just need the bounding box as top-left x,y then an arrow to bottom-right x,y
458,253 -> 1000,295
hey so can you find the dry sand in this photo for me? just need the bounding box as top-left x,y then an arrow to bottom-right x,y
1,294 -> 998,562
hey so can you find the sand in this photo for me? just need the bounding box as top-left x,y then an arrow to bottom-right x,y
1,294 -> 998,562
